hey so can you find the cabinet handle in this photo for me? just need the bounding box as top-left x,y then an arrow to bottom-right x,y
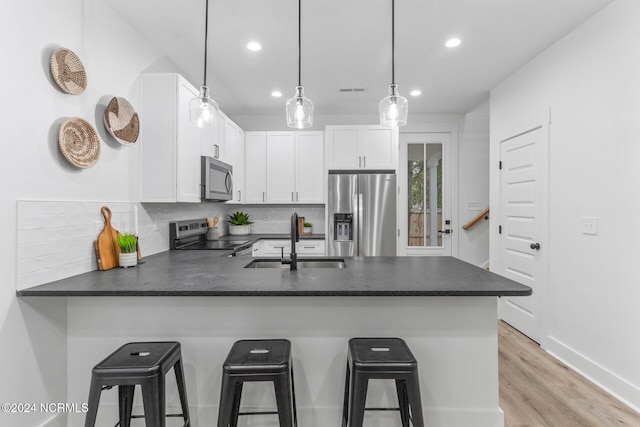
358,156 -> 362,167
237,190 -> 242,202
363,156 -> 366,167
214,144 -> 219,158
263,192 -> 265,203
292,192 -> 295,202
296,192 -> 299,202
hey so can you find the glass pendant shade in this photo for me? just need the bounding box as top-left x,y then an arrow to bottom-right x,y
286,86 -> 314,129
379,84 -> 408,127
190,85 -> 218,127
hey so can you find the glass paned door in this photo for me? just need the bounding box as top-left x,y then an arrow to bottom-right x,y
408,143 -> 442,247
398,132 -> 452,256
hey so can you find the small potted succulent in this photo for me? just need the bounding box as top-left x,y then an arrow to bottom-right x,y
227,211 -> 253,235
117,233 -> 138,268
303,222 -> 312,234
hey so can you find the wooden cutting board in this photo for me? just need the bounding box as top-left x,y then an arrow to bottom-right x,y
96,206 -> 120,270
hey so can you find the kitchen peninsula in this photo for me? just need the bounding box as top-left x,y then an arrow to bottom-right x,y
19,253 -> 530,427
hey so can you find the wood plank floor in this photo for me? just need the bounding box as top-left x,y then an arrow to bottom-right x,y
498,321 -> 640,426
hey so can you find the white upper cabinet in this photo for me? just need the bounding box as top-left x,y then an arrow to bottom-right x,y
245,132 -> 268,203
140,73 -> 201,203
200,110 -> 230,163
244,131 -> 324,204
295,131 -> 324,203
266,132 -> 296,203
325,125 -> 398,170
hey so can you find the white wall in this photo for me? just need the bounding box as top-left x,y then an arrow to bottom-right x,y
458,101 -> 490,267
490,0 -> 640,411
0,1 -> 183,425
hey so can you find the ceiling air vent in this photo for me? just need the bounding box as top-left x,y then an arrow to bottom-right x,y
339,88 -> 366,92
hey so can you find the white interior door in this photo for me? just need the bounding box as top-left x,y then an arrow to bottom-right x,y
498,111 -> 549,344
398,133 -> 452,256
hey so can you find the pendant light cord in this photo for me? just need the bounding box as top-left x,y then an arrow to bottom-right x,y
203,0 -> 209,86
391,0 -> 395,85
298,0 -> 302,87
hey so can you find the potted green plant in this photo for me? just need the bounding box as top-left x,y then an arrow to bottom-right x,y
303,222 -> 312,234
227,211 -> 253,235
117,233 -> 138,268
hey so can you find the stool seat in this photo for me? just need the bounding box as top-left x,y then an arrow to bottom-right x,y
343,337 -> 425,427
84,341 -> 190,427
218,339 -> 297,427
223,339 -> 291,374
349,337 -> 417,371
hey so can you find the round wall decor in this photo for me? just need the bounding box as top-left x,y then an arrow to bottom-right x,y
58,117 -> 101,168
50,48 -> 87,95
103,96 -> 140,144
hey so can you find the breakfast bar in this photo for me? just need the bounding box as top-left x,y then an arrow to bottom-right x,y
19,252 -> 530,427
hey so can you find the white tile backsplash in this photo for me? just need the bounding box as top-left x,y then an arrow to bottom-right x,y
16,201 -> 325,290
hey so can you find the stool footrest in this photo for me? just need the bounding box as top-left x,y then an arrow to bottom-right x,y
364,407 -> 401,411
237,410 -> 279,416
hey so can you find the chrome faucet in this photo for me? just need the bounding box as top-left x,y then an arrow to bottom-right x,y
282,212 -> 299,271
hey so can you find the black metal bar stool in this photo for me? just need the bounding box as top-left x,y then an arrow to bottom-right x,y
342,337 -> 425,427
84,341 -> 190,427
217,339 -> 297,427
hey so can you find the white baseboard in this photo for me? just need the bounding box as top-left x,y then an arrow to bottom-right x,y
546,335 -> 640,414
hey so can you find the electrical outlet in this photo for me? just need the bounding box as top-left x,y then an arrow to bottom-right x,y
582,217 -> 598,235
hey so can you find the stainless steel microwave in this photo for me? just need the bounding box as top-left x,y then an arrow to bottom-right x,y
201,156 -> 233,201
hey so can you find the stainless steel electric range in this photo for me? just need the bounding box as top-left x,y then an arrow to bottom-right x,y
169,219 -> 252,254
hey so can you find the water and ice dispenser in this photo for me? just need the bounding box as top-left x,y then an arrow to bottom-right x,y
334,213 -> 353,241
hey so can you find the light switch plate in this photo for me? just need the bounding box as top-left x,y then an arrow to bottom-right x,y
466,201 -> 483,211
582,217 -> 598,235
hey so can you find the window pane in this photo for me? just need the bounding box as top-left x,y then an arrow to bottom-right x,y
407,143 -> 442,247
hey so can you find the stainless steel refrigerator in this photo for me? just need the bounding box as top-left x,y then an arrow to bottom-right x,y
327,170 -> 396,256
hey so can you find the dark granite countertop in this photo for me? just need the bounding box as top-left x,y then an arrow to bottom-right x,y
17,250 -> 531,297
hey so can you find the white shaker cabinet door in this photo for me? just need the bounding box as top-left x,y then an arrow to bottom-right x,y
295,131 -> 324,203
244,132 -> 267,203
266,132 -> 295,203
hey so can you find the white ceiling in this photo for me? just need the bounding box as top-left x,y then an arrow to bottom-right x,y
106,0 -> 614,117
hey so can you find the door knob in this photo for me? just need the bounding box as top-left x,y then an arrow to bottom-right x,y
530,242 -> 541,250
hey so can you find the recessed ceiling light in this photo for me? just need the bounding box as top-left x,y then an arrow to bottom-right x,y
271,91 -> 282,98
246,41 -> 262,51
410,90 -> 422,97
445,38 -> 462,48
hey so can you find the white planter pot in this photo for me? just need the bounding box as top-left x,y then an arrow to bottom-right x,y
304,227 -> 312,234
119,252 -> 137,268
228,225 -> 251,235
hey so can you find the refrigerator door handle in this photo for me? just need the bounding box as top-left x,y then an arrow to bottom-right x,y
357,193 -> 364,256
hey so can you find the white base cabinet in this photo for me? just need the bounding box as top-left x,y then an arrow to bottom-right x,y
252,240 -> 326,257
325,125 -> 398,170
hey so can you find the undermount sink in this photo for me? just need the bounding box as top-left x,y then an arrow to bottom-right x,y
244,258 -> 346,269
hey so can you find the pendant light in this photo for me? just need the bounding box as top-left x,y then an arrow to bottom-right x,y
379,0 -> 408,127
286,0 -> 313,128
190,0 -> 219,127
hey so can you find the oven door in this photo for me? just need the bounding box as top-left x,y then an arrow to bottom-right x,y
201,156 -> 233,201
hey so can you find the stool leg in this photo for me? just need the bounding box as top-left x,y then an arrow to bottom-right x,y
395,380 -> 410,427
173,359 -> 191,426
347,370 -> 368,427
290,366 -> 298,427
217,375 -> 238,427
230,382 -> 243,427
118,385 -> 135,427
341,363 -> 351,427
405,373 -> 425,427
274,373 -> 295,427
83,377 -> 102,427
141,375 -> 165,427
